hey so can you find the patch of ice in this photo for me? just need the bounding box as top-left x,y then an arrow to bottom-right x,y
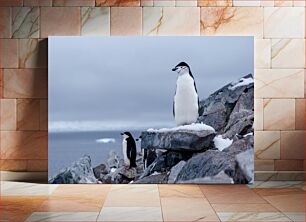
110,168 -> 116,173
96,138 -> 116,143
228,77 -> 254,90
147,123 -> 215,133
151,171 -> 161,176
213,135 -> 233,151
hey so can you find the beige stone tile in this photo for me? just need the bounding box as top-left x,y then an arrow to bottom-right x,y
198,0 -> 232,6
0,99 -> 16,130
17,99 -> 40,130
200,185 -> 266,204
3,69 -> 47,99
12,7 -> 39,38
295,99 -> 305,130
19,39 -> 47,68
283,212 -> 305,222
260,0 -> 274,6
0,0 -> 22,6
23,0 -> 52,6
98,207 -> 162,221
0,7 -> 11,38
26,212 -> 99,222
143,7 -> 200,35
272,39 -> 305,68
257,189 -> 305,212
212,203 -> 278,212
274,0 -> 293,6
96,0 -> 140,6
293,0 -> 305,6
275,160 -> 304,171
103,185 -> 160,207
176,0 -> 197,6
254,131 -> 280,160
0,131 -> 47,159
264,7 -> 305,38
141,0 -> 153,6
52,184 -> 111,199
255,171 -> 304,181
263,99 -> 295,130
255,69 -> 304,98
254,99 -> 263,130
217,212 -> 291,221
0,69 -> 3,98
280,130 -> 304,159
255,39 -> 271,69
200,7 -> 263,37
254,160 -> 274,171
233,0 -> 261,6
159,184 -> 204,198
0,196 -> 47,222
53,0 -> 95,6
161,197 -> 219,221
0,39 -> 18,68
154,0 -> 175,6
81,7 -> 110,36
27,159 -> 48,171
39,99 -> 47,130
0,159 -> 27,171
38,196 -> 104,212
111,7 -> 142,35
41,7 -> 80,38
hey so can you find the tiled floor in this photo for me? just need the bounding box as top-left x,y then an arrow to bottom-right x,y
0,181 -> 305,222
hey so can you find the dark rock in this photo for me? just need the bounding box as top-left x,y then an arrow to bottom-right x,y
134,172 -> 169,184
176,136 -> 253,184
141,130 -> 216,152
235,148 -> 254,183
140,151 -> 192,178
49,155 -> 97,184
93,164 -> 109,179
168,161 -> 186,183
223,111 -> 253,139
118,167 -> 137,179
198,74 -> 253,132
177,171 -> 234,184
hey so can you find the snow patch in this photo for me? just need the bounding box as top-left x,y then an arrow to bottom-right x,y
243,132 -> 253,137
213,135 -> 233,151
96,138 -> 116,144
151,171 -> 161,176
228,77 -> 254,90
147,123 -> 215,133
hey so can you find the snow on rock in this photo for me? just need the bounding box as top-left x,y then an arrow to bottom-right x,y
96,138 -> 116,143
228,77 -> 254,90
213,135 -> 233,151
147,123 -> 215,133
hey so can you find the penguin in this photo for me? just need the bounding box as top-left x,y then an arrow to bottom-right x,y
120,132 -> 137,169
172,62 -> 199,126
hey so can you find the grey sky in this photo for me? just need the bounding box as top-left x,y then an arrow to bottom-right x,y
49,36 -> 253,131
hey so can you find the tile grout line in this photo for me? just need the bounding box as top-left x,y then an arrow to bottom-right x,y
157,184 -> 164,222
198,185 -> 223,222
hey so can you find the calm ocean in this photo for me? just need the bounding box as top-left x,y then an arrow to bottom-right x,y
48,130 -> 142,178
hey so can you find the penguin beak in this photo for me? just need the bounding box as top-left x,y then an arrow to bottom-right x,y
120,133 -> 124,135
172,67 -> 177,71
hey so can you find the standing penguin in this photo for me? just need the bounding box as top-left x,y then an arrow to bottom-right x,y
172,62 -> 199,126
120,132 -> 137,169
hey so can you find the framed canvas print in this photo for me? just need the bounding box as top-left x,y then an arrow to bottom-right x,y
48,36 -> 254,184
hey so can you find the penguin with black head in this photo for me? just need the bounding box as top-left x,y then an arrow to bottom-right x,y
172,62 -> 199,126
120,132 -> 137,169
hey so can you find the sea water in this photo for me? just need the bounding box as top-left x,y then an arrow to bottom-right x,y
48,130 -> 142,178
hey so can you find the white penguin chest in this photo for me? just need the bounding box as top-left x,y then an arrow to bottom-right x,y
122,139 -> 129,165
174,74 -> 199,126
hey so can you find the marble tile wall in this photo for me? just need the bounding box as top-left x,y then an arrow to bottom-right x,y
0,0 -> 304,180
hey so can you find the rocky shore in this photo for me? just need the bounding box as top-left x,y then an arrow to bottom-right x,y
49,74 -> 254,184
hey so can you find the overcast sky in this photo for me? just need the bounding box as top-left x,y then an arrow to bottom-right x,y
49,36 -> 253,131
